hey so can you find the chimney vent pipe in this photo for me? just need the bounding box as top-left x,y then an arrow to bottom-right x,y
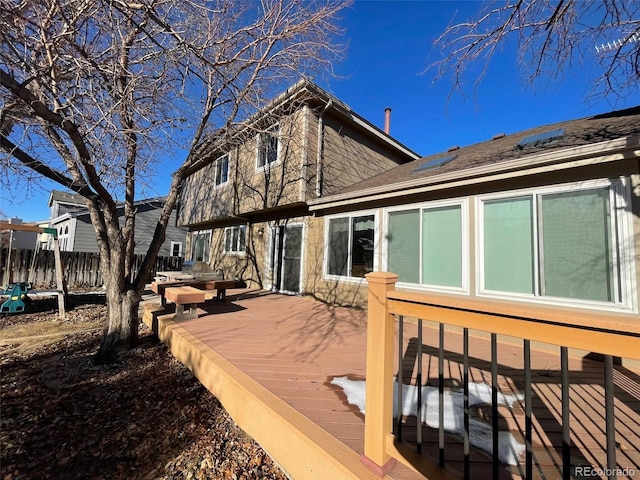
384,107 -> 391,134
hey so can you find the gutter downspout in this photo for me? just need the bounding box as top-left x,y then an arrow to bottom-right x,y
316,99 -> 332,198
299,105 -> 310,202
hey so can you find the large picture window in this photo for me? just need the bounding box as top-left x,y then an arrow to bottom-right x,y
387,201 -> 466,290
326,214 -> 375,278
224,225 -> 246,254
479,181 -> 633,308
191,231 -> 211,263
257,125 -> 279,169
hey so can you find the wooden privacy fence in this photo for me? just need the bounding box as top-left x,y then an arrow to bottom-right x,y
1,248 -> 182,289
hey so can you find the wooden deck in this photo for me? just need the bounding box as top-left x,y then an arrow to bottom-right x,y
141,289 -> 640,480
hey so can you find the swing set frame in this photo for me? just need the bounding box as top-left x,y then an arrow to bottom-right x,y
0,221 -> 67,319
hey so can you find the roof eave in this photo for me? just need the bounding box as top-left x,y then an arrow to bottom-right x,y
182,81 -> 421,176
48,212 -> 73,224
308,135 -> 640,212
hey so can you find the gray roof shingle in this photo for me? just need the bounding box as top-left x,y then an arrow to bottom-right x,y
339,106 -> 640,195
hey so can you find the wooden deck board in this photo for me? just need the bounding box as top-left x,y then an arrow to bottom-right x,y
142,290 -> 640,480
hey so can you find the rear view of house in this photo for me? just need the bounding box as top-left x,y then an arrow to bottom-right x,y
177,80 -> 420,294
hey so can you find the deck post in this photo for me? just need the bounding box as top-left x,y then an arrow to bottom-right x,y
362,272 -> 398,476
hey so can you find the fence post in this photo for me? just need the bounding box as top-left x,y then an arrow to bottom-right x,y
362,272 -> 398,476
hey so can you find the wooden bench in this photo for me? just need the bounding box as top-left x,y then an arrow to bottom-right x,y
204,280 -> 236,301
151,279 -> 240,307
163,286 -> 206,320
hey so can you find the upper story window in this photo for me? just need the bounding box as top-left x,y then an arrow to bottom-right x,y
213,154 -> 229,187
386,200 -> 468,292
224,225 -> 246,254
325,213 -> 376,279
478,179 -> 635,310
191,231 -> 211,263
256,125 -> 279,170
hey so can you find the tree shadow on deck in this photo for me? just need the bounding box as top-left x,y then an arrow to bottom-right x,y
269,298 -> 367,362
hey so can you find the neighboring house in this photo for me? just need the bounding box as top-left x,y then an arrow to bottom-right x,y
49,190 -> 87,218
177,80 -> 421,294
308,106 -> 640,312
0,218 -> 40,249
47,191 -> 187,257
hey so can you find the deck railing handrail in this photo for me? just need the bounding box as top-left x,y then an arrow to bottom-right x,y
387,290 -> 640,360
362,272 -> 640,478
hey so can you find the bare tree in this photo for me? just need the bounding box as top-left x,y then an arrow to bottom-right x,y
0,0 -> 348,363
430,0 -> 640,103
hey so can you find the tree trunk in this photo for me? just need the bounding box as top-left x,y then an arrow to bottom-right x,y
88,195 -> 166,364
93,234 -> 143,364
94,284 -> 141,364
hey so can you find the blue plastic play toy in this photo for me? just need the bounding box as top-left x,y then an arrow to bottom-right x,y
1,283 -> 30,313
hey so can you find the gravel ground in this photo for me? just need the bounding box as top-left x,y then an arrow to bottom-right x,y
0,294 -> 289,480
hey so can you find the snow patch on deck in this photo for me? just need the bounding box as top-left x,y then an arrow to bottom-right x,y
331,376 -> 525,466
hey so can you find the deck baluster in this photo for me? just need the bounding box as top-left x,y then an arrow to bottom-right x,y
463,327 -> 470,479
561,347 -> 571,480
417,319 -> 423,454
439,323 -> 445,467
491,333 -> 499,480
397,315 -> 404,442
524,339 -> 533,480
604,355 -> 616,480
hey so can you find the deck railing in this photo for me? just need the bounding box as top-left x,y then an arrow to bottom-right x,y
363,272 -> 640,479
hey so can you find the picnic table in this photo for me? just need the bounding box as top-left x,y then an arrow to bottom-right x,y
155,271 -> 195,282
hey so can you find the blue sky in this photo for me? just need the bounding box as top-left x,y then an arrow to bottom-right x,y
3,0 -> 639,222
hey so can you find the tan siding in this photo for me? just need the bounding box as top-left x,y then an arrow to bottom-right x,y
191,224 -> 269,289
301,107 -> 319,202
320,113 -> 409,197
178,160 -> 235,227
236,114 -> 306,215
179,111 -> 309,227
178,105 -> 412,228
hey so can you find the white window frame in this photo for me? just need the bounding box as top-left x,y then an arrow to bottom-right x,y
190,230 -> 211,263
213,153 -> 230,187
323,209 -> 378,284
59,225 -> 70,251
256,124 -> 280,171
170,241 -> 183,257
223,225 -> 247,255
383,198 -> 469,295
476,178 -> 637,312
